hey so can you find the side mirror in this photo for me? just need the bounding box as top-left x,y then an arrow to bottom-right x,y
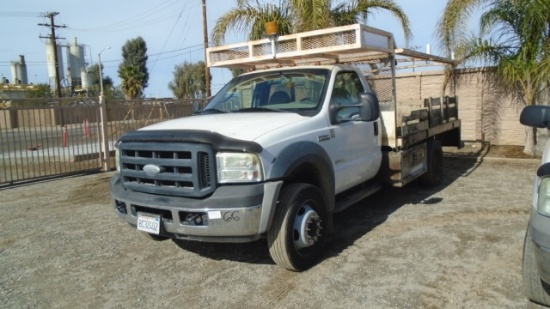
329,102 -> 342,124
520,105 -> 550,129
360,92 -> 380,121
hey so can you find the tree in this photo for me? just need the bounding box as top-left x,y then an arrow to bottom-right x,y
119,64 -> 147,99
168,61 -> 209,99
88,63 -> 113,93
104,84 -> 126,100
27,83 -> 52,98
118,36 -> 149,99
290,0 -> 411,37
436,0 -> 550,155
211,0 -> 411,46
212,0 -> 292,45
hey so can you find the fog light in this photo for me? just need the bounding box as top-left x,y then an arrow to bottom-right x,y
115,199 -> 127,214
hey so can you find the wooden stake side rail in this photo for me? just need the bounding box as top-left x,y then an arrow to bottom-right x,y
396,96 -> 460,148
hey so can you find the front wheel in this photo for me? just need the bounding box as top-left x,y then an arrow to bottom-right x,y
523,226 -> 550,306
268,183 -> 328,271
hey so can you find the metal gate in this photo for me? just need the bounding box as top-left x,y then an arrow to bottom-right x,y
0,98 -> 204,187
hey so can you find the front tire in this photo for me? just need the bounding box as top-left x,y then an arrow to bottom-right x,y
523,226 -> 550,306
268,183 -> 328,271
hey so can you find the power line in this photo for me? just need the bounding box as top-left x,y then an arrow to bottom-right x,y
0,44 -> 205,67
0,12 -> 41,17
68,0 -> 182,33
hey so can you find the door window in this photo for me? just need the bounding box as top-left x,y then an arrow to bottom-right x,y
331,72 -> 364,121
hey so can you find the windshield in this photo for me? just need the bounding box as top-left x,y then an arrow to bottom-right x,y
203,68 -> 330,117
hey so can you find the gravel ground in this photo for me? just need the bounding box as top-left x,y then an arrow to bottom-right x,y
0,157 -> 541,308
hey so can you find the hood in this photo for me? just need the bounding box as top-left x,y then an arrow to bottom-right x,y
142,112 -> 307,141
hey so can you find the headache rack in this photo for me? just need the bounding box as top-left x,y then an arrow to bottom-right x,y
206,23 -> 456,70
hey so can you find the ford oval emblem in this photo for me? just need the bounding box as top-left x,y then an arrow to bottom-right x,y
143,164 -> 162,176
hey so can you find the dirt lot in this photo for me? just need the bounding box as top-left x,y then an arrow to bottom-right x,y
0,156 -> 542,308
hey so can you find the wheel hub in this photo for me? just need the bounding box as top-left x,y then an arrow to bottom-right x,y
293,205 -> 322,249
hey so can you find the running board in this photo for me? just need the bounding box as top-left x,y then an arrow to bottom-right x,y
333,183 -> 382,213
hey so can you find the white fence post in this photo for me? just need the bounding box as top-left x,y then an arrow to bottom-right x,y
99,95 -> 111,171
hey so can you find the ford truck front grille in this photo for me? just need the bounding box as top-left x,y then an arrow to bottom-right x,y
119,142 -> 216,198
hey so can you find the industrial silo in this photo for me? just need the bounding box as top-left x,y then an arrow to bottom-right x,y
10,55 -> 28,85
67,37 -> 85,88
80,67 -> 93,94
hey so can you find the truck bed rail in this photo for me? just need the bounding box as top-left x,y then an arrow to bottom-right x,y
397,96 -> 460,148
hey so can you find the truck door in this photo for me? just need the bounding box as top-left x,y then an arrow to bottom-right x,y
327,71 -> 382,193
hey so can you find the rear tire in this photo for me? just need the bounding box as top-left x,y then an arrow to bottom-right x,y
523,226 -> 550,306
268,183 -> 328,271
420,139 -> 443,187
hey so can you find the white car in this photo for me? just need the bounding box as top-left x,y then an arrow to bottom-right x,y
520,105 -> 550,306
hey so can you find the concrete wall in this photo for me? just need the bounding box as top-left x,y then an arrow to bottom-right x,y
16,108 -> 57,128
0,110 -> 17,129
1,108 -> 98,129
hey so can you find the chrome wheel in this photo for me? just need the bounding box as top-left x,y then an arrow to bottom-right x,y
293,204 -> 322,249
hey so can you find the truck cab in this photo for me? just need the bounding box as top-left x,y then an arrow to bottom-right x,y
202,65 -> 382,193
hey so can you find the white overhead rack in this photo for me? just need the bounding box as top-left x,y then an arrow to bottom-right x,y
206,24 -> 456,69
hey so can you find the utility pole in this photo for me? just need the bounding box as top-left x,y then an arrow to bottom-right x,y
202,0 -> 211,98
39,12 -> 66,98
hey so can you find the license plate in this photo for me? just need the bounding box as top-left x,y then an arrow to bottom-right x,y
137,213 -> 161,234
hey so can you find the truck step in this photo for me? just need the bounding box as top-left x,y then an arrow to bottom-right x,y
333,183 -> 382,213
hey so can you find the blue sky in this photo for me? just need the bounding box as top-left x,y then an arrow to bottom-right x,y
0,0 -> 463,98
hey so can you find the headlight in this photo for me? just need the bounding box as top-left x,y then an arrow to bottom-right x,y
115,145 -> 121,173
216,152 -> 263,183
537,177 -> 550,216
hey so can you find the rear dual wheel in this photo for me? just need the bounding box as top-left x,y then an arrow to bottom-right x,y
420,139 -> 443,187
268,183 -> 328,271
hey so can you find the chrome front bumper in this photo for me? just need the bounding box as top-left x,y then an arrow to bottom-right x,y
110,175 -> 283,242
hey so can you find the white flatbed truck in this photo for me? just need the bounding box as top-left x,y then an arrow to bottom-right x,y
110,24 -> 461,271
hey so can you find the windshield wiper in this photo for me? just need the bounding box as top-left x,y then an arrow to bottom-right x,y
197,108 -> 227,115
236,107 -> 285,113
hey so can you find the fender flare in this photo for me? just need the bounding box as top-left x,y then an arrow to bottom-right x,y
268,141 -> 335,213
538,162 -> 550,177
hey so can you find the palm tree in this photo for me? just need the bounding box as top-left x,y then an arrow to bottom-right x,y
118,37 -> 149,99
290,0 -> 411,38
212,0 -> 293,45
119,65 -> 145,99
436,0 -> 550,155
211,0 -> 411,46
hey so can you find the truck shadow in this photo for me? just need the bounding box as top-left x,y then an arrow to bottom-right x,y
172,238 -> 274,265
326,156 -> 480,259
173,156 -> 482,268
